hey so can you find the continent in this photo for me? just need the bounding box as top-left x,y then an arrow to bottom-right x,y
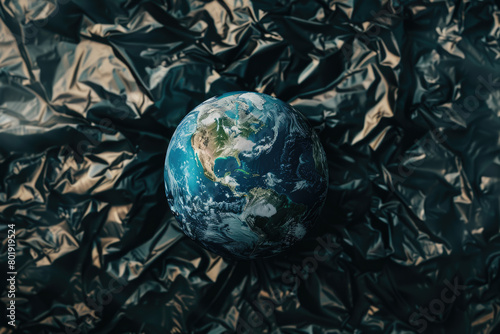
243,187 -> 306,242
191,101 -> 264,191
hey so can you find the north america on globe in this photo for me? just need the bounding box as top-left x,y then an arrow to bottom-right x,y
164,91 -> 328,259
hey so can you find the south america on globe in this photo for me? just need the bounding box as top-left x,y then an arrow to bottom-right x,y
164,92 -> 328,259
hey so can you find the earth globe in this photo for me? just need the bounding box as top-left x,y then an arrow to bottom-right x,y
164,92 -> 328,259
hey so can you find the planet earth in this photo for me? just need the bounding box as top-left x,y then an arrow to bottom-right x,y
164,92 -> 328,259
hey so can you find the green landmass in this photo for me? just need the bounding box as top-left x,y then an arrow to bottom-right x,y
191,105 -> 264,191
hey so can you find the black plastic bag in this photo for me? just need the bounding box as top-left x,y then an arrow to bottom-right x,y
1,0 -> 500,333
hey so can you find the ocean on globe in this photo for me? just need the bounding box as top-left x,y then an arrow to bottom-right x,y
164,92 -> 328,259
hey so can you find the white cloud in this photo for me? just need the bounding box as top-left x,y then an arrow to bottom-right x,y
264,172 -> 282,187
292,180 -> 308,192
239,92 -> 266,110
233,136 -> 255,152
246,203 -> 277,218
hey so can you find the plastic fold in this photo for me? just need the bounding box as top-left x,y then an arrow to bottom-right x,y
0,0 -> 499,333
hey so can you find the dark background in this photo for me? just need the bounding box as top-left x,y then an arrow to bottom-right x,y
1,0 -> 500,333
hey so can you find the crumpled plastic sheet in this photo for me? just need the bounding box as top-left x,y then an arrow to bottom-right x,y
1,0 -> 500,333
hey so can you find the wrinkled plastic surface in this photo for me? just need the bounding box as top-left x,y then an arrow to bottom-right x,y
1,0 -> 500,333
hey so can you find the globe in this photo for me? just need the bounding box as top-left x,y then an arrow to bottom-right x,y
164,92 -> 328,259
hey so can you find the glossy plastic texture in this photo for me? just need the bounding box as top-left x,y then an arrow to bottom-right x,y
0,0 -> 499,333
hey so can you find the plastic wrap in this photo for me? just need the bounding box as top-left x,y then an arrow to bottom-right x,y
0,0 -> 499,333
